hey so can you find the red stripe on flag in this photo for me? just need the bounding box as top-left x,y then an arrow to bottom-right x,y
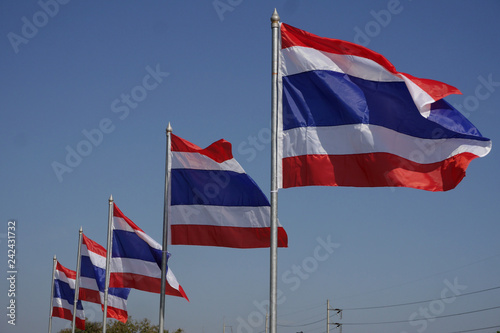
82,233 -> 107,257
56,262 -> 76,279
113,203 -> 144,233
171,134 -> 233,163
79,288 -> 129,323
79,288 -> 100,304
110,273 -> 189,302
106,306 -> 128,323
52,307 -> 85,330
170,225 -> 288,248
282,152 -> 478,192
281,23 -> 396,72
280,23 -> 460,101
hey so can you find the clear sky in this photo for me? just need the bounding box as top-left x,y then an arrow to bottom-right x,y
1,1 -> 499,333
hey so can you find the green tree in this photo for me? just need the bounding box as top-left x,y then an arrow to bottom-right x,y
57,317 -> 178,333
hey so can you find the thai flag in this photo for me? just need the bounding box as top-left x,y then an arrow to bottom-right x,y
79,233 -> 131,323
109,203 -> 189,301
169,134 -> 288,248
52,261 -> 85,330
278,23 -> 492,191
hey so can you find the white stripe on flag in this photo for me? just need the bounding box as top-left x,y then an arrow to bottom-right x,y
54,272 -> 75,288
82,244 -> 107,269
110,257 -> 161,279
113,216 -> 162,250
283,125 -> 492,163
281,46 -> 436,111
79,276 -> 99,290
170,205 -> 272,228
171,151 -> 245,173
281,46 -> 402,82
53,297 -> 73,311
166,269 -> 180,290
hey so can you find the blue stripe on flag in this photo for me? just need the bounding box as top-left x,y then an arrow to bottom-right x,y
81,255 -> 131,298
283,70 -> 488,141
53,279 -> 74,303
53,279 -> 84,310
171,169 -> 270,207
80,256 -> 105,289
112,230 -> 162,267
428,99 -> 485,137
108,287 -> 131,298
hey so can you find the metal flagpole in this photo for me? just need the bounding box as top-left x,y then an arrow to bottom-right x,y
103,195 -> 114,333
270,8 -> 280,333
159,123 -> 172,333
48,255 -> 57,333
72,227 -> 83,333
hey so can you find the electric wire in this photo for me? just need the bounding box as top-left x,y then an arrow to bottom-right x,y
339,305 -> 500,325
273,287 -> 500,329
445,324 -> 500,333
279,301 -> 325,317
341,285 -> 500,310
277,315 -> 326,328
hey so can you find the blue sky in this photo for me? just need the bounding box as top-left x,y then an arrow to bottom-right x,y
1,1 -> 499,333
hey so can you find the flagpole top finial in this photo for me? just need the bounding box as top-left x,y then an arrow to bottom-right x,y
167,122 -> 172,133
53,254 -> 57,260
109,194 -> 113,202
271,9 -> 280,24
79,226 -> 82,233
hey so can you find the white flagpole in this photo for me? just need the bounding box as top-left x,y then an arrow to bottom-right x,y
72,227 -> 83,333
48,255 -> 57,333
270,9 -> 280,333
159,123 -> 172,333
103,195 -> 114,333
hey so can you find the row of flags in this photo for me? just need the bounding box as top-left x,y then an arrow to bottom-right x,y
49,134 -> 287,330
50,204 -> 190,330
49,20 -> 491,331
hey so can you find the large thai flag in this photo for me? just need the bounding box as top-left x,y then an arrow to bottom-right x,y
109,203 -> 189,301
169,134 -> 288,248
52,261 -> 85,330
278,23 -> 492,191
79,233 -> 131,323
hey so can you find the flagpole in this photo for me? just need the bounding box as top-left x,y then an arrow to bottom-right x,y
103,195 -> 114,333
72,227 -> 83,333
270,8 -> 280,333
159,123 -> 172,333
48,255 -> 57,333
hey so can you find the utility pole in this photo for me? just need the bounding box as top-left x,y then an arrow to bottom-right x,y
326,299 -> 330,333
327,299 -> 342,333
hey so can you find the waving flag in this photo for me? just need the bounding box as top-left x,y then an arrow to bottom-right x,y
79,233 -> 131,322
170,134 -> 288,248
278,23 -> 492,191
52,261 -> 85,330
109,203 -> 189,301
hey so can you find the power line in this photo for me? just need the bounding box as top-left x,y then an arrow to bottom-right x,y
333,324 -> 500,333
275,287 -> 500,329
340,305 -> 500,325
445,324 -> 500,333
277,316 -> 326,328
273,286 -> 500,330
341,285 -> 500,311
279,302 -> 325,317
